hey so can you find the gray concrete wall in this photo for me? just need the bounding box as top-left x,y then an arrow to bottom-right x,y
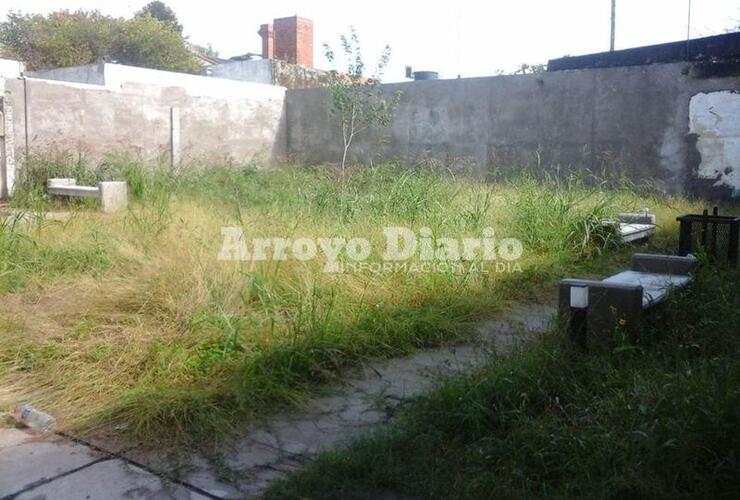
26,64 -> 105,85
210,59 -> 273,85
210,59 -> 331,90
286,62 -> 740,196
4,59 -> 740,198
4,76 -> 287,174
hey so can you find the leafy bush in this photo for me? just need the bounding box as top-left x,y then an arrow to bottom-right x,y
0,8 -> 200,73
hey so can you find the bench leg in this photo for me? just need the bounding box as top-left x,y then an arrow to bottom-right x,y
587,286 -> 643,341
99,181 -> 128,213
559,280 -> 643,346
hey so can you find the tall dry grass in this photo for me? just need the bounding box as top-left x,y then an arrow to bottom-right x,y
0,159 -> 706,443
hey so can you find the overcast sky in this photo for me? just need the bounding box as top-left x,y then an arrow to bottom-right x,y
2,1 -> 739,81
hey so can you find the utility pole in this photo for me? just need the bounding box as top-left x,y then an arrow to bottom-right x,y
686,0 -> 692,61
610,0 -> 616,51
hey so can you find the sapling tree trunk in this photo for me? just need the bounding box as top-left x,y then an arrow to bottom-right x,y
324,28 -> 401,180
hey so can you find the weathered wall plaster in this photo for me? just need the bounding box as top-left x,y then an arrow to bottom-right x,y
287,62 -> 740,197
5,59 -> 740,198
210,59 -> 330,89
689,91 -> 740,196
3,74 -> 287,175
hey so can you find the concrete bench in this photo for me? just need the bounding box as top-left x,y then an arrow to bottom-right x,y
612,212 -> 657,243
559,253 -> 699,344
47,178 -> 127,213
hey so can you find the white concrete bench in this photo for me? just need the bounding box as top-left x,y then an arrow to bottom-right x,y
612,212 -> 657,243
47,178 -> 127,213
559,253 -> 698,344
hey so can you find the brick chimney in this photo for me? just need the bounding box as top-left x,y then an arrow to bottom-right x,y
258,16 -> 312,68
258,23 -> 274,60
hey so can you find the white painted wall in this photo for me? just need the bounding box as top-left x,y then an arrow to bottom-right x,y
210,59 -> 273,85
26,64 -> 104,85
102,64 -> 284,100
28,63 -> 285,101
690,91 -> 740,195
0,59 -> 23,79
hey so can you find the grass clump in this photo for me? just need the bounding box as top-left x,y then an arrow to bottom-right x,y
0,158 -> 708,445
265,265 -> 740,500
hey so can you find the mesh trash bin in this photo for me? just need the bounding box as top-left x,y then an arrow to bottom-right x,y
677,208 -> 740,266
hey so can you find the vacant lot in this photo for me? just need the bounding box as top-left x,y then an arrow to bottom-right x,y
0,160 -> 705,445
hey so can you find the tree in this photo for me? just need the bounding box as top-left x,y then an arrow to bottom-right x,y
323,28 -> 401,175
0,10 -> 117,69
0,9 -> 200,73
113,15 -> 200,73
190,43 -> 219,58
135,1 -> 182,33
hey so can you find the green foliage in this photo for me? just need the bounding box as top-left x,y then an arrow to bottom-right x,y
0,10 -> 117,69
513,62 -> 547,74
323,28 -> 401,174
0,8 -> 200,73
504,174 -> 623,258
0,212 -> 111,295
190,43 -> 219,58
112,15 -> 200,73
135,1 -> 182,33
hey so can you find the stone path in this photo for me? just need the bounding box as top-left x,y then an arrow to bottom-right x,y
0,428 -> 211,499
0,304 -> 555,500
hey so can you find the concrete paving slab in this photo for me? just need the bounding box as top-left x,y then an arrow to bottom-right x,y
0,433 -> 103,497
179,454 -> 246,499
119,447 -> 247,499
0,427 -> 34,450
14,458 -> 210,500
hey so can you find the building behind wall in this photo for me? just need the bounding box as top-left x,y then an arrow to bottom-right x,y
214,16 -> 328,89
259,16 -> 314,68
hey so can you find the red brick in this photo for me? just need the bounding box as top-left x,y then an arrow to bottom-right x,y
258,23 -> 274,60
259,16 -> 313,68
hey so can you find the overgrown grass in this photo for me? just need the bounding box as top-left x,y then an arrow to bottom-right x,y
0,157 -> 707,445
266,264 -> 740,500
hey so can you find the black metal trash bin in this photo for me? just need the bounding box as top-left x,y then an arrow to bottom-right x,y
677,208 -> 740,266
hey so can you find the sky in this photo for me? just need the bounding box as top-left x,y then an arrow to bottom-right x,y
2,0 -> 739,81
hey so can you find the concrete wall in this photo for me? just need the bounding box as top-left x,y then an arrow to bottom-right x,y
3,74 -> 287,180
210,59 -> 330,89
4,59 -> 740,198
29,63 -> 284,100
689,91 -> 740,196
26,64 -> 104,85
0,59 -> 23,79
0,59 -> 22,197
210,60 -> 273,85
286,62 -> 740,196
